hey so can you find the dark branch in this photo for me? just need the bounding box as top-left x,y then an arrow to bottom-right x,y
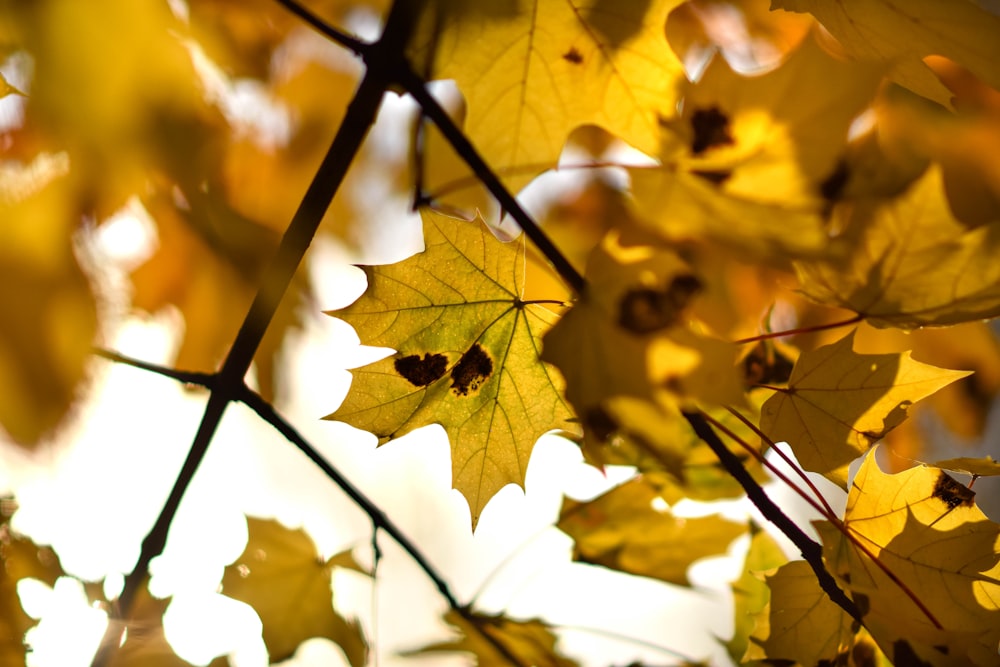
394,63 -> 587,296
90,4 -> 412,664
274,0 -> 369,56
93,348 -> 215,389
680,410 -> 862,623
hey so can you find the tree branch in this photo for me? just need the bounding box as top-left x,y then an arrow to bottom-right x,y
238,385 -> 531,667
92,348 -> 215,389
393,63 -> 587,296
680,410 -> 862,623
90,4 -> 413,664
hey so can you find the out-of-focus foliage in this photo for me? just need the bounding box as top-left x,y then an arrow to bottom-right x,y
3,0 -> 1000,665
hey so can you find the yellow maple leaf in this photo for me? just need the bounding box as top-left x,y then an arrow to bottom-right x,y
797,166 -> 1000,328
403,610 -> 579,667
816,452 -> 1000,665
628,33 -> 881,260
408,0 -> 686,193
797,164 -> 1000,328
759,329 -> 970,487
726,528 -> 787,664
576,397 -> 769,504
220,517 -> 367,666
1,505 -> 64,667
773,0 -> 1000,108
745,560 -> 858,665
541,229 -> 744,421
106,587 -> 229,667
558,477 -> 746,587
327,210 -> 576,527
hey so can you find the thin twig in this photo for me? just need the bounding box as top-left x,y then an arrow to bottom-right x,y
733,315 -> 863,345
92,348 -> 216,389
274,0 -> 369,55
679,410 -> 862,624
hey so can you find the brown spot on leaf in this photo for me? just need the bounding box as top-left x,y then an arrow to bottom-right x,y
394,353 -> 448,387
618,274 -> 703,334
563,47 -> 583,64
691,169 -> 731,185
892,640 -> 935,666
820,159 -> 850,202
450,343 -> 493,396
583,407 -> 618,442
932,471 -> 975,509
690,106 -> 734,155
743,341 -> 794,386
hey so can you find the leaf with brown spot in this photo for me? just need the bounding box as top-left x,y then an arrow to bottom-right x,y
816,452 -> 1000,665
629,34 -> 882,260
327,210 -> 576,527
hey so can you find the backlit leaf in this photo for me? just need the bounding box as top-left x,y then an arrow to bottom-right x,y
558,477 -> 746,587
725,528 -> 786,664
220,517 -> 367,665
0,502 -> 64,667
760,329 -> 969,487
745,560 -> 857,665
931,457 -> 1000,478
816,452 -> 1000,665
327,209 -> 576,527
404,610 -> 579,667
629,33 -> 881,260
797,165 -> 1000,328
541,230 -> 743,422
106,587 -> 230,667
772,0 -> 1000,108
408,0 -> 686,192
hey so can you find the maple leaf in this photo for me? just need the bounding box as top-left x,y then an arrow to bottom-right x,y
745,560 -> 858,665
327,210 -> 576,527
403,609 -> 579,667
725,528 -> 786,664
0,157 -> 98,447
773,0 -> 1000,108
932,457 -> 1000,478
542,230 -> 743,426
815,452 -> 1000,665
577,397 -> 769,503
628,33 -> 881,260
797,164 -> 1000,328
558,477 -> 746,587
0,505 -> 65,667
106,587 -> 229,667
408,0 -> 686,193
220,517 -> 367,666
759,329 -> 969,487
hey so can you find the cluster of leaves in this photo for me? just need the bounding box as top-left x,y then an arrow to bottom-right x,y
3,0 -> 1000,665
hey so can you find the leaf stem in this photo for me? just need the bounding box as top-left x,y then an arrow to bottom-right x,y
679,410 -> 862,623
733,315 -> 863,345
721,407 -> 837,518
